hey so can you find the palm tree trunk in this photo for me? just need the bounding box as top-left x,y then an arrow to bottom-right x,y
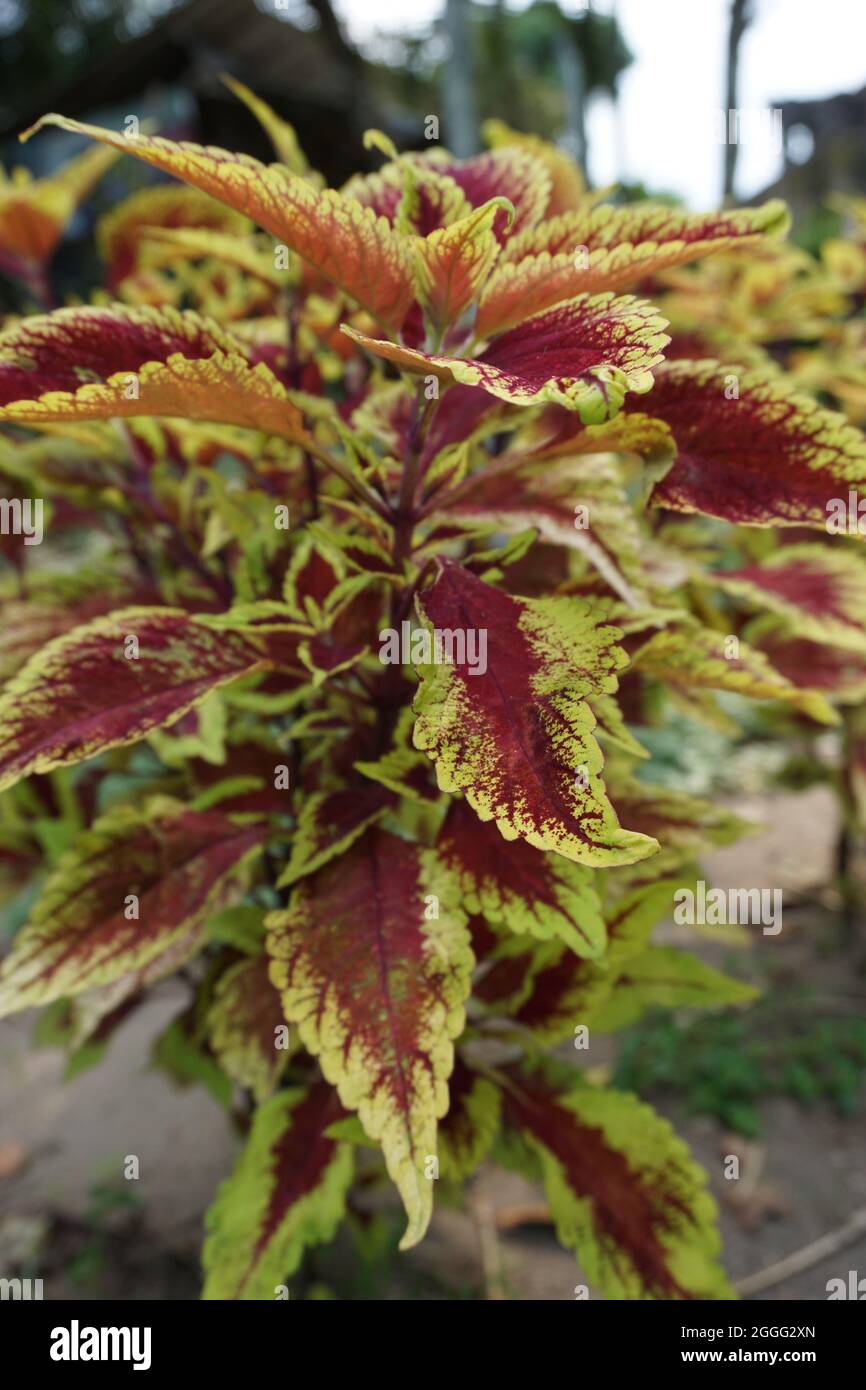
556,31 -> 587,174
722,0 -> 752,202
443,0 -> 477,158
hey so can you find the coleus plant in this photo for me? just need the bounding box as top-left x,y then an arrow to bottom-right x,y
0,88 -> 860,1300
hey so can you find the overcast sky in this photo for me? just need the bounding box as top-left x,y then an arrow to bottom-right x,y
333,0 -> 866,208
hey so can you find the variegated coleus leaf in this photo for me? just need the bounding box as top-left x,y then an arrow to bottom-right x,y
97,185 -> 250,296
281,534 -> 344,622
412,198 -> 511,336
345,293 -> 669,423
0,143 -> 117,280
631,621 -> 839,725
0,607 -> 274,795
471,928 -> 549,1017
207,955 -> 291,1103
0,304 -> 310,442
202,1082 -> 353,1300
62,918 -> 207,1051
511,403 -> 675,466
745,615 -> 866,705
412,560 -> 658,867
345,144 -> 549,245
0,303 -> 238,402
655,238 -> 839,350
436,797 -> 605,958
342,158 -> 472,237
0,798 -> 263,1015
437,1055 -> 501,1181
148,694 -> 227,768
277,779 -> 395,887
0,579 -> 149,687
709,544 -> 866,654
433,146 -> 551,240
141,226 -> 288,288
267,827 -> 472,1249
354,705 -> 440,804
482,119 -> 585,218
502,1068 -> 734,1299
26,116 -> 415,332
297,582 -> 385,686
444,454 -> 652,606
479,200 -> 788,338
636,360 -> 866,529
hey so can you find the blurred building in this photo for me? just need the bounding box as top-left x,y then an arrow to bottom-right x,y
0,0 -> 404,185
757,84 -> 866,222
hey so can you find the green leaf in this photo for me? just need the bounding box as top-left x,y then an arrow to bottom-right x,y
588,946 -> 759,1032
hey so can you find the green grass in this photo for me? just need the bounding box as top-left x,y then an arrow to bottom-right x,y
614,995 -> 866,1135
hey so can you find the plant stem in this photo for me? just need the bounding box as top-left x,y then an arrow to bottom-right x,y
116,424 -> 232,605
392,386 -> 436,568
303,451 -> 319,519
835,705 -> 860,944
305,438 -> 391,520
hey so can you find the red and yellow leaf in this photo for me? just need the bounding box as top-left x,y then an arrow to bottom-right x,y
207,955 -> 291,1102
342,158 -> 471,235
202,1082 -> 353,1299
266,828 -> 472,1249
0,304 -> 310,442
607,775 -> 756,852
480,201 -> 788,337
503,1070 -> 733,1299
746,616 -> 866,705
0,143 -> 117,268
141,226 -> 287,287
482,119 -> 585,217
412,560 -> 658,867
0,798 -> 263,1014
437,797 -> 605,957
277,780 -> 395,887
428,146 -> 551,240
0,607 -> 272,794
412,198 -> 510,335
0,303 -> 239,401
345,293 -> 669,423
63,919 -> 207,1051
97,185 -> 249,294
632,621 -> 839,724
445,454 -> 652,605
638,360 -> 866,529
513,877 -> 688,1042
516,405 -> 675,465
710,544 -> 866,654
25,115 -> 415,331
0,581 -> 146,686
354,706 -> 439,805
